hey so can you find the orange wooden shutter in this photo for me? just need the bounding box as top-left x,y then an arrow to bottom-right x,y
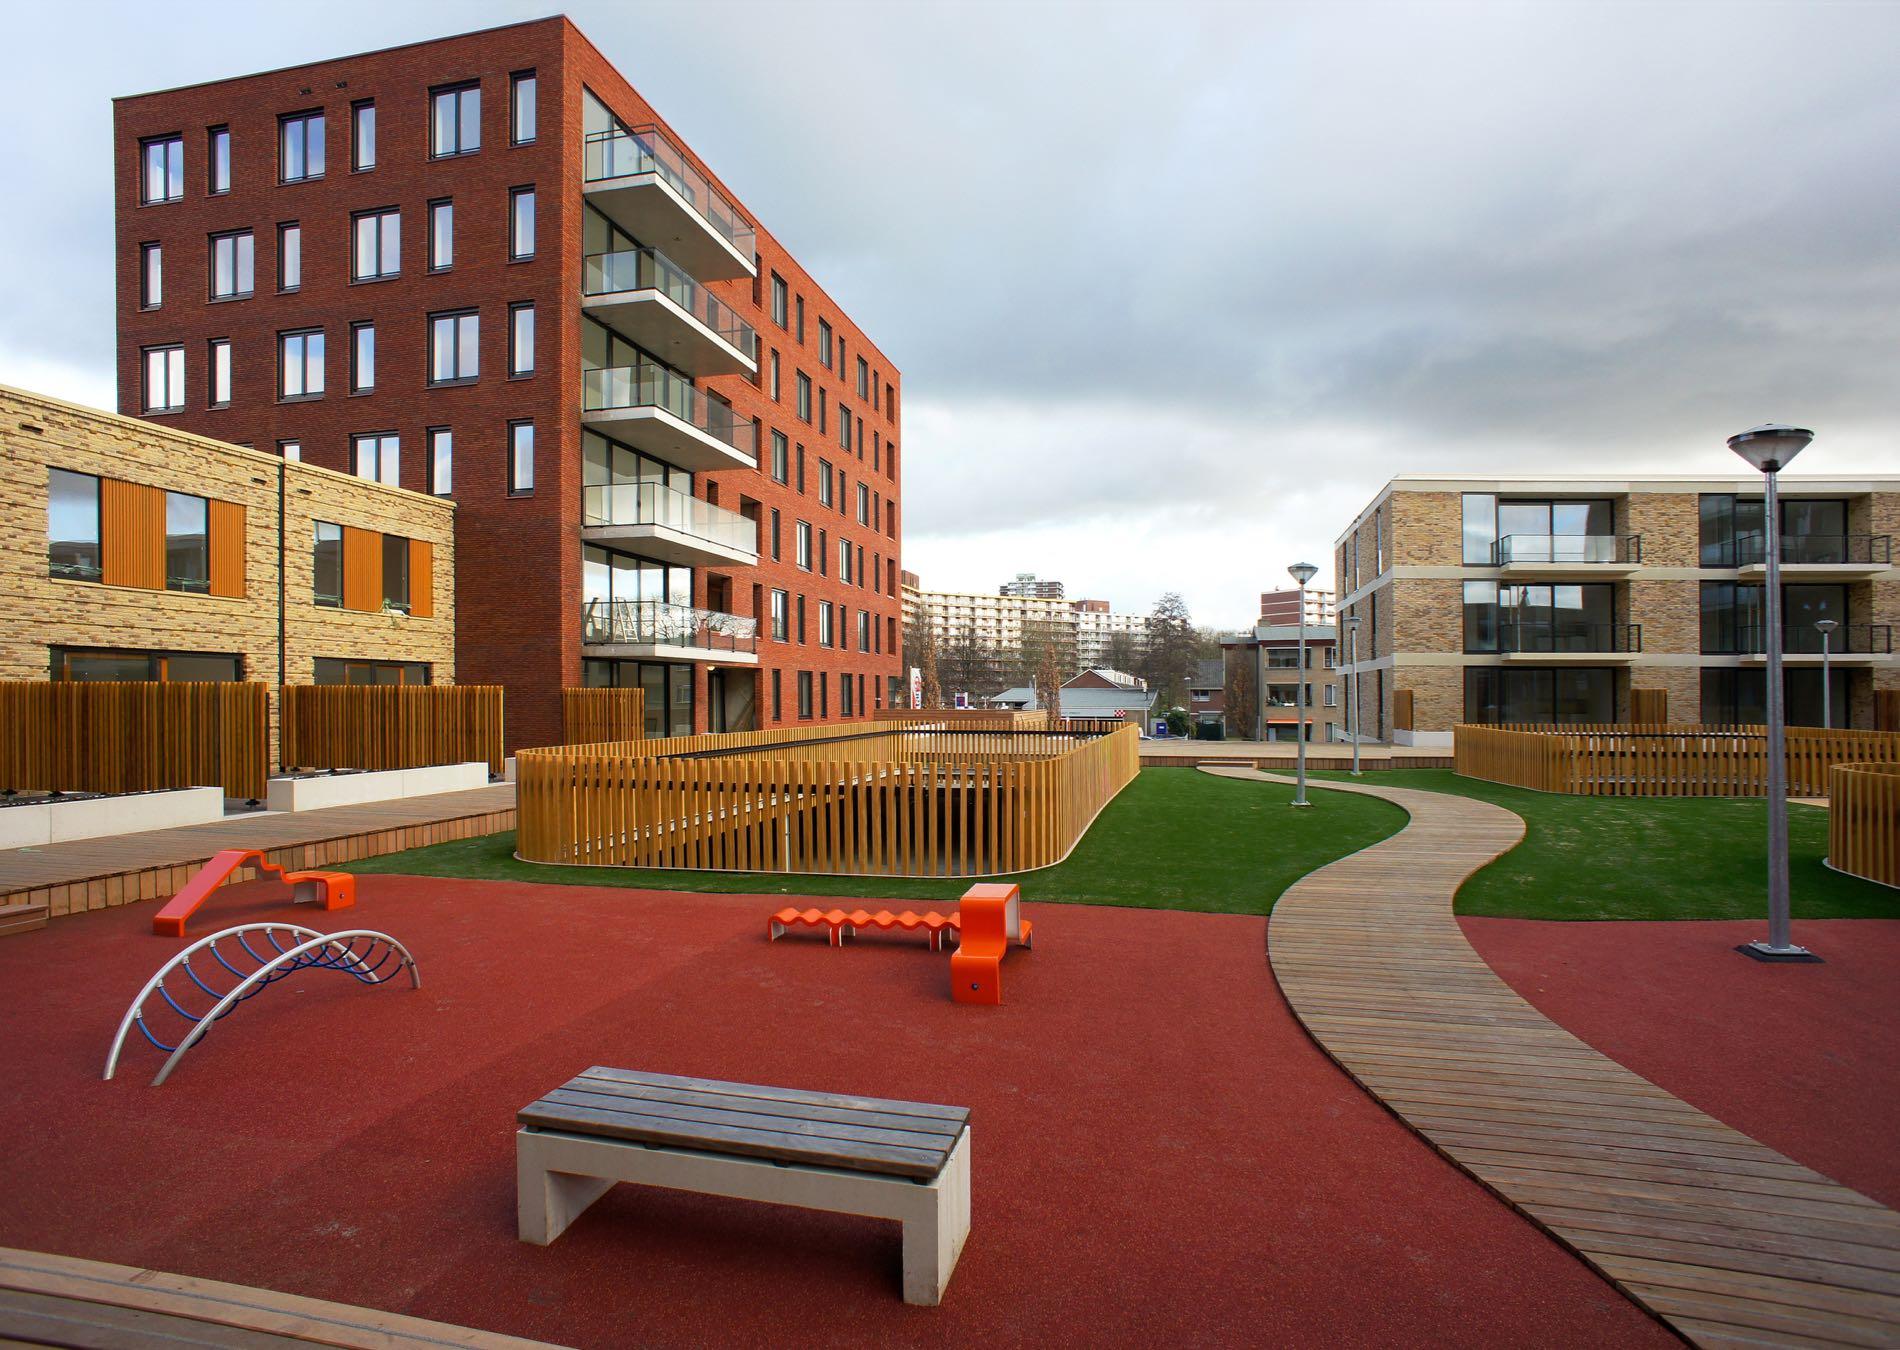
342,527 -> 383,611
100,478 -> 165,590
408,538 -> 435,618
208,499 -> 246,597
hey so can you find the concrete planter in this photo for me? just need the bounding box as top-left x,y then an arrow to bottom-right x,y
265,761 -> 489,813
0,786 -> 226,851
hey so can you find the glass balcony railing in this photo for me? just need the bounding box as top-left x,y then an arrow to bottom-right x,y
581,365 -> 758,462
581,599 -> 758,654
1733,623 -> 1893,655
1495,533 -> 1641,565
581,481 -> 756,554
582,126 -> 756,258
1732,533 -> 1892,566
1497,621 -> 1642,654
583,247 -> 757,359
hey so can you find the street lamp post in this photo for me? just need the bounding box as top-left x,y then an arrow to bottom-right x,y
1728,424 -> 1821,964
1343,613 -> 1363,776
1815,619 -> 1837,730
1288,562 -> 1318,807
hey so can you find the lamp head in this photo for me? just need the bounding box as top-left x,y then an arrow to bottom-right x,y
1727,424 -> 1813,473
1815,619 -> 1838,635
1343,614 -> 1362,632
1287,561 -> 1318,587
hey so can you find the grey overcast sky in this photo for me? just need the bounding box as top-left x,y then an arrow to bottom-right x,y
5,1 -> 1898,629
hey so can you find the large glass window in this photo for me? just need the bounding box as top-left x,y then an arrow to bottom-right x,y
313,521 -> 342,606
1781,499 -> 1849,564
1461,492 -> 1496,565
353,432 -> 399,487
279,111 -> 325,182
1464,668 -> 1616,725
141,135 -> 184,204
1466,582 -> 1618,653
143,345 -> 185,412
164,491 -> 209,593
431,83 -> 481,156
352,208 -> 399,280
1494,498 -> 1614,563
314,658 -> 431,686
209,230 -> 254,299
511,72 -> 536,144
47,468 -> 101,581
429,310 -> 479,383
279,329 -> 323,399
509,302 -> 535,376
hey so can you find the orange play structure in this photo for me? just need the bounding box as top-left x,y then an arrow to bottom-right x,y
766,883 -> 1033,1004
152,849 -> 356,938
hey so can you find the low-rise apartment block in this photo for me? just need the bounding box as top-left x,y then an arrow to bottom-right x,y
902,581 -> 1148,686
1335,474 -> 1898,745
1221,623 -> 1341,741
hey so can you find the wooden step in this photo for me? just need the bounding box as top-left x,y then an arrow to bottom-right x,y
0,902 -> 48,938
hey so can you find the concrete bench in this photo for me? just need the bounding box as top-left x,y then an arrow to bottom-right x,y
516,1067 -> 972,1305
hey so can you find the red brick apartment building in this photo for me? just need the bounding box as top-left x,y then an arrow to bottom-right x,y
114,16 -> 903,750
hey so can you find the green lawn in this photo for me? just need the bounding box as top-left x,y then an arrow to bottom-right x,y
1314,768 -> 1899,922
345,767 -> 1408,915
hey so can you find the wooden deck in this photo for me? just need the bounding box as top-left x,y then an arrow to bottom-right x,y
1204,766 -> 1900,1348
0,1246 -> 562,1348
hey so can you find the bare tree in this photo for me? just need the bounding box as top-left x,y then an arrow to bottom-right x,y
916,622 -> 943,709
1141,592 -> 1196,712
1033,639 -> 1065,728
1103,628 -> 1144,678
1223,642 -> 1257,741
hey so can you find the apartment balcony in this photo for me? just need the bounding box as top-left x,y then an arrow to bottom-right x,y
1734,533 -> 1892,579
1734,624 -> 1893,666
582,247 -> 757,378
581,366 -> 757,473
582,482 -> 758,568
1498,622 -> 1642,663
581,599 -> 759,664
1494,533 -> 1642,579
582,126 -> 756,281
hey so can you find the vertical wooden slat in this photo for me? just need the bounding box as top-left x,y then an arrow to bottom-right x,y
100,479 -> 165,590
341,526 -> 382,612
206,499 -> 246,598
408,538 -> 434,618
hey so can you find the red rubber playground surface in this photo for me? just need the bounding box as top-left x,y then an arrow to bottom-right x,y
0,877 -> 1674,1348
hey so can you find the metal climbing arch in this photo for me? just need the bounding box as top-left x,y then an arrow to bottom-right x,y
104,923 -> 421,1086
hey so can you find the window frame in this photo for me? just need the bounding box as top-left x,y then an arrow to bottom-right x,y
206,338 -> 231,408
207,125 -> 230,195
428,198 -> 454,271
277,221 -> 301,292
142,344 -> 186,413
351,207 -> 400,282
351,99 -> 376,171
508,420 -> 535,496
429,82 -> 482,158
508,301 -> 535,377
278,109 -> 326,184
47,467 -> 102,583
163,490 -> 210,594
509,186 -> 536,260
140,134 -> 184,205
312,521 -> 343,607
208,229 -> 255,301
352,431 -> 401,487
510,71 -> 537,145
427,309 -> 480,386
138,241 -> 163,309
428,427 -> 453,496
349,321 -> 375,393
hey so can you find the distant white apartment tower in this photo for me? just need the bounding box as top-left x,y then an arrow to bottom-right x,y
1000,572 -> 1066,599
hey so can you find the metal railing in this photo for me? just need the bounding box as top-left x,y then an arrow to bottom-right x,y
581,365 -> 757,462
1733,623 -> 1893,655
582,126 -> 756,258
581,481 -> 757,555
581,599 -> 759,654
1497,621 -> 1642,654
582,247 -> 756,358
1731,532 -> 1892,566
1495,533 -> 1641,565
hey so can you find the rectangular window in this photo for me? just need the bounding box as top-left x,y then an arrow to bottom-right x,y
208,126 -> 230,194
797,446 -> 806,493
350,322 -> 375,392
139,242 -> 162,308
858,610 -> 871,652
856,483 -> 870,524
839,407 -> 852,451
279,110 -> 325,182
857,357 -> 870,399
207,338 -> 231,407
382,533 -> 411,612
143,345 -> 185,411
164,492 -> 209,593
429,310 -> 479,383
428,428 -> 453,495
141,135 -> 184,204
795,296 -> 805,342
772,669 -> 782,721
510,187 -> 535,259
352,208 -> 399,280
278,223 -> 301,290
839,538 -> 852,582
511,72 -> 536,143
818,602 -> 834,647
771,589 -> 789,641
819,389 -> 827,433
771,430 -> 789,483
770,508 -> 782,560
841,675 -> 854,717
313,522 -> 342,606
431,83 -> 481,156
429,199 -> 453,270
278,440 -> 301,461
796,521 -> 812,570
771,273 -> 788,327
353,432 -> 400,487
498,301 -> 533,378
1461,493 -> 1498,565
509,421 -> 535,494
819,459 -> 834,506
209,230 -> 254,299
770,350 -> 781,401
797,372 -> 812,422
352,100 -> 375,170
279,328 -> 323,399
818,319 -> 833,368
797,671 -> 813,719
47,468 -> 101,581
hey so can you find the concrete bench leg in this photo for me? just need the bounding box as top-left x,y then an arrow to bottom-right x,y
518,1144 -> 615,1245
899,1129 -> 971,1306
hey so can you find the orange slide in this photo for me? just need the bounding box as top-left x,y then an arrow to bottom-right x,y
152,849 -> 356,938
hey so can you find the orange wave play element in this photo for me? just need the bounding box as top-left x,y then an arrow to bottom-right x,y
768,907 -> 963,950
950,884 -> 1032,1006
151,849 -> 356,939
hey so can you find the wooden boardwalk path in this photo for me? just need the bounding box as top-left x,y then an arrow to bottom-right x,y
1204,766 -> 1900,1348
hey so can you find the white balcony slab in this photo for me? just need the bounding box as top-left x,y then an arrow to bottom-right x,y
583,173 -> 755,281
582,290 -> 755,378
579,405 -> 755,473
581,522 -> 757,567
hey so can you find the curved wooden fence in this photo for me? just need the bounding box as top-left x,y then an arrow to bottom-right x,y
1830,762 -> 1900,887
1455,723 -> 1900,797
516,724 -> 1141,877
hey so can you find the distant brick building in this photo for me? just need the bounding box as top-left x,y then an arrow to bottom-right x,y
1260,587 -> 1336,626
1222,624 -> 1341,742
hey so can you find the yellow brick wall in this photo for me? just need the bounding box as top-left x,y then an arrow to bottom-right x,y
1390,491 -> 1464,566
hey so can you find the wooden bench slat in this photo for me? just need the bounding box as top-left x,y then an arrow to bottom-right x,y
552,1079 -> 966,1142
576,1066 -> 968,1126
533,1087 -> 961,1155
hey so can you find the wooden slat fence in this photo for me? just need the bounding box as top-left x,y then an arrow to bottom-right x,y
1830,763 -> 1900,888
0,682 -> 268,800
516,724 -> 1141,877
282,685 -> 505,776
562,688 -> 646,745
1455,723 -> 1900,797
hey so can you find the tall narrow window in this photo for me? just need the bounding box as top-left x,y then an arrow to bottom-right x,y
818,319 -> 834,368
279,111 -> 325,182
351,100 -> 376,170
352,208 -> 399,280
350,322 -> 375,392
428,428 -> 453,495
141,135 -> 184,204
165,492 -> 209,593
139,242 -> 162,309
771,273 -> 788,328
795,296 -> 805,342
313,522 -> 342,606
207,126 -> 230,194
796,521 -> 812,570
48,468 -> 101,581
209,230 -> 254,299
771,591 -> 789,641
772,431 -> 788,484
143,345 -> 185,412
509,302 -> 534,375
382,533 -> 411,612
508,421 -> 535,495
208,339 -> 231,407
278,440 -> 301,462
819,459 -> 834,507
796,372 -> 812,422
511,71 -> 536,143
352,432 -> 400,487
509,187 -> 535,259
429,199 -> 453,270
431,83 -> 481,157
279,329 -> 324,399
769,350 -> 781,401
277,223 -> 301,290
839,406 -> 852,451
429,310 -> 479,383
857,357 -> 870,399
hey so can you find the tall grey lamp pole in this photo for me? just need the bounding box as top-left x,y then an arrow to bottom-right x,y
1729,424 -> 1820,963
1343,613 -> 1362,776
1815,619 -> 1837,730
1288,562 -> 1318,807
